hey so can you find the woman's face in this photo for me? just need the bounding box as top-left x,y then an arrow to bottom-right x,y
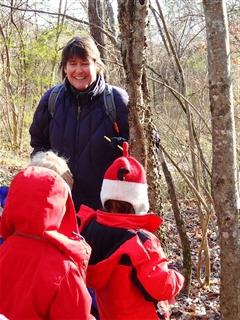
64,56 -> 97,91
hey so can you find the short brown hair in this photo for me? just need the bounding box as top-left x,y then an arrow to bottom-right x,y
59,35 -> 105,79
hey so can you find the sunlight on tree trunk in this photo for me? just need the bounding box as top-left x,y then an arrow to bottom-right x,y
117,0 -> 162,213
88,0 -> 106,62
203,0 -> 240,318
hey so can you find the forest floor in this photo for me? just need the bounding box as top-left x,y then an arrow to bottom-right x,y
0,147 -> 220,319
163,202 -> 220,319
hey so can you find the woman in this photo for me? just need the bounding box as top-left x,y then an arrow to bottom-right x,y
29,35 -> 129,211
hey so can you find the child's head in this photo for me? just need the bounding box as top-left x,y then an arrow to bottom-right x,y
100,142 -> 149,214
1,166 -> 77,239
30,151 -> 73,190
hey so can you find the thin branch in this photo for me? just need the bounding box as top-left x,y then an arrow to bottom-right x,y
147,72 -> 211,134
0,2 -> 118,47
160,143 -> 210,216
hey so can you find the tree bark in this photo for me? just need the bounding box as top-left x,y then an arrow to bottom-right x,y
203,0 -> 240,318
88,0 -> 106,62
117,0 -> 162,213
117,0 -> 148,166
105,0 -> 117,38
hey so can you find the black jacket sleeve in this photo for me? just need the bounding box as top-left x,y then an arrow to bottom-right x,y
29,90 -> 52,156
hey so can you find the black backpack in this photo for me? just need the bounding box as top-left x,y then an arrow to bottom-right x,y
48,83 -> 119,134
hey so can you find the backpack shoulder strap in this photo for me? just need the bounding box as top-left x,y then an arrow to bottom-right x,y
103,84 -> 119,134
48,84 -> 64,117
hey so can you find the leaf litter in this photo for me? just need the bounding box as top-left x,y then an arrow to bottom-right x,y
163,201 -> 220,319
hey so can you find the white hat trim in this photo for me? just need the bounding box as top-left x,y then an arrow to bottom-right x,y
100,179 -> 149,214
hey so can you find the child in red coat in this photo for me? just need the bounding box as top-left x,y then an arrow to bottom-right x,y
0,163 -> 94,319
78,142 -> 184,320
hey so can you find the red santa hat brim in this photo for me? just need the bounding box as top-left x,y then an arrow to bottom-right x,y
100,179 -> 149,214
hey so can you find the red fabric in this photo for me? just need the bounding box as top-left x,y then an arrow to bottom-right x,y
79,205 -> 162,233
103,153 -> 146,183
0,167 -> 94,320
79,206 -> 184,320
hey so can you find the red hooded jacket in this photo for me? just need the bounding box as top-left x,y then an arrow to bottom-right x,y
79,205 -> 184,320
0,166 -> 94,320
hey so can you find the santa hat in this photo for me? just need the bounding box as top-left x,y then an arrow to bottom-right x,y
100,142 -> 149,214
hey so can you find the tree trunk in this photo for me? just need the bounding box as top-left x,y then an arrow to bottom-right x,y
117,0 -> 162,213
88,0 -> 106,62
105,0 -> 117,38
203,0 -> 240,318
117,0 -> 148,166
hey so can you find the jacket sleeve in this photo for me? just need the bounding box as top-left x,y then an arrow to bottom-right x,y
29,90 -> 52,155
49,264 -> 95,320
130,233 -> 184,302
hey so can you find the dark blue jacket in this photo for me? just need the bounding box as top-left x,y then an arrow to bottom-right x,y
29,75 -> 129,210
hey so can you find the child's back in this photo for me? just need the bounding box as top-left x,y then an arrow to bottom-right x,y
79,142 -> 184,320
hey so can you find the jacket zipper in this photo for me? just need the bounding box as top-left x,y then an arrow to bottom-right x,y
75,95 -> 81,174
77,96 -> 81,121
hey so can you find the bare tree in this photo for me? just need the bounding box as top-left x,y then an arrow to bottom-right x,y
158,144 -> 192,294
49,0 -> 68,86
203,0 -> 240,318
117,0 -> 162,213
0,2 -> 30,149
88,0 -> 106,61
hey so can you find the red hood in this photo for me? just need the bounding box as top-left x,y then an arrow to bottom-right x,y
1,166 -> 91,272
78,205 -> 163,289
1,166 -> 78,238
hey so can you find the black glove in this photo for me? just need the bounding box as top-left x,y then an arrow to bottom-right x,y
109,137 -> 127,150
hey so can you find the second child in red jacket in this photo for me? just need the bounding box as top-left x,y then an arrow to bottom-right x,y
78,142 -> 184,320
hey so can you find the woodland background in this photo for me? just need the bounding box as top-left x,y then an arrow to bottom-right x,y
0,0 -> 240,319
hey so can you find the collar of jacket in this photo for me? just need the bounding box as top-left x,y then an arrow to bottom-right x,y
43,230 -> 91,276
78,205 -> 162,233
65,74 -> 105,105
